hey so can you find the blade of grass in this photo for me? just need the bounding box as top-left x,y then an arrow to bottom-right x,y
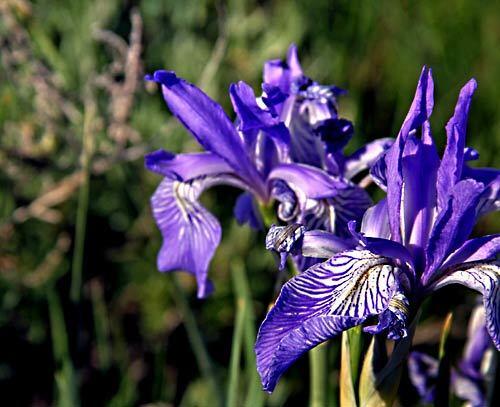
434,313 -> 453,407
170,275 -> 223,407
226,290 -> 247,407
47,286 -> 78,407
70,94 -> 95,303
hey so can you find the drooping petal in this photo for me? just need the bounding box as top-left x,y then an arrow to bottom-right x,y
151,177 -> 224,298
255,250 -> 402,391
432,261 -> 500,350
343,138 -> 394,180
146,71 -> 265,195
437,79 -> 477,209
441,234 -> 500,270
150,170 -> 247,297
423,179 -> 485,283
234,192 -> 263,230
145,150 -> 234,180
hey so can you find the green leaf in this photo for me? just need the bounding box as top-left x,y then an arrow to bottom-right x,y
358,310 -> 421,407
340,331 -> 358,407
434,313 -> 453,406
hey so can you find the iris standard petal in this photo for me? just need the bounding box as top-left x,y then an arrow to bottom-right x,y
146,71 -> 265,195
437,79 -> 477,209
230,81 -> 290,167
432,261 -> 500,350
360,198 -> 390,239
255,250 -> 402,391
145,150 -> 234,180
385,67 -> 434,243
402,132 -> 439,251
424,179 -> 485,283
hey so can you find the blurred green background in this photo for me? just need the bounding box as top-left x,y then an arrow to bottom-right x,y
0,0 -> 499,405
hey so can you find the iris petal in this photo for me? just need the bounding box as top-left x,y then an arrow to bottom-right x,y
424,179 -> 485,283
442,234 -> 500,270
151,177 -> 222,298
343,138 -> 394,180
432,261 -> 500,350
146,71 -> 265,195
145,150 -> 233,180
255,250 -> 402,391
437,79 -> 477,209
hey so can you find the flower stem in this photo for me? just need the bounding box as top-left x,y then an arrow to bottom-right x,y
70,95 -> 95,303
47,286 -> 78,406
171,276 -> 223,407
226,290 -> 247,407
230,259 -> 264,407
309,343 -> 328,407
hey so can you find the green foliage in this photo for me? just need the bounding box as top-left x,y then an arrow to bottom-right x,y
0,0 -> 499,405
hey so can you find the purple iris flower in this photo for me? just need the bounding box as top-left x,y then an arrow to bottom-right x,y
408,305 -> 494,406
256,67 -> 499,392
144,47 -> 379,298
261,44 -> 393,178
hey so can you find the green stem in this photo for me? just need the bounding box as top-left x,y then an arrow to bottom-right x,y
309,343 -> 328,407
230,259 -> 264,407
226,294 -> 247,407
171,276 -> 223,407
47,286 -> 78,406
90,280 -> 111,370
70,97 -> 94,303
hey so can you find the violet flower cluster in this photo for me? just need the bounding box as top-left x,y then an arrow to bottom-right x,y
145,45 -> 389,297
145,45 -> 499,400
258,67 -> 499,391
